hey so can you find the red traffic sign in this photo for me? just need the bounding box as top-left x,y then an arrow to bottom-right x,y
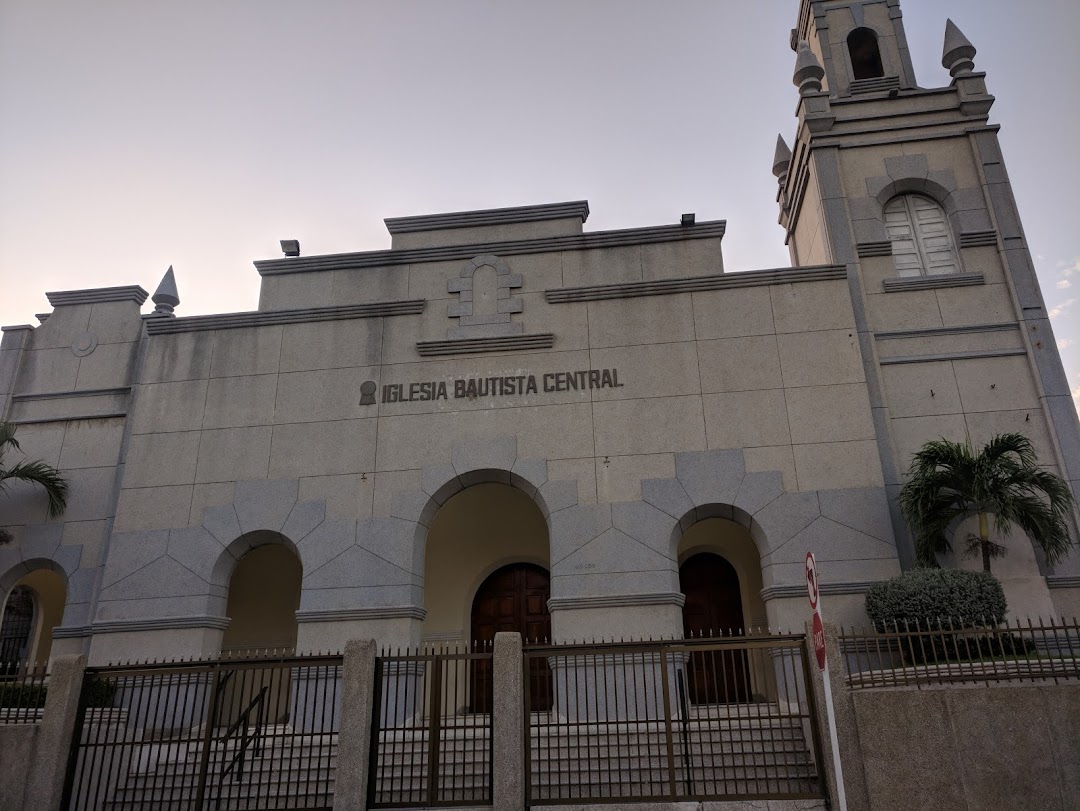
812,611 -> 826,671
805,552 -> 819,609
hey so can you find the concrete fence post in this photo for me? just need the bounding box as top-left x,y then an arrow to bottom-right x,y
27,653 -> 86,811
492,631 -> 525,811
815,622 -> 871,811
333,639 -> 378,811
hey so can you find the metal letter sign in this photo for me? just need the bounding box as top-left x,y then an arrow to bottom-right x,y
805,552 -> 819,611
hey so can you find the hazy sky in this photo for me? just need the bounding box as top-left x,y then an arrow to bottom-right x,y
1,0 -> 1077,406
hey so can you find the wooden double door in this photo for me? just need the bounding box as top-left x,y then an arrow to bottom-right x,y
470,562 -> 552,712
679,553 -> 750,704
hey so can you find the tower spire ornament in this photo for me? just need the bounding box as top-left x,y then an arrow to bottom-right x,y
942,19 -> 977,77
150,266 -> 180,317
771,134 -> 792,184
792,40 -> 825,94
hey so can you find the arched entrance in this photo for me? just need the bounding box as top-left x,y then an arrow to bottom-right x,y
0,586 -> 35,664
679,552 -> 749,703
0,567 -> 67,666
421,481 -> 551,712
469,562 -> 552,712
219,540 -> 302,725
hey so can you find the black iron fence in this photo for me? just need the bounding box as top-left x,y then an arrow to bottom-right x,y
367,643 -> 493,808
523,634 -> 824,804
841,616 -> 1080,689
61,650 -> 342,811
0,659 -> 49,724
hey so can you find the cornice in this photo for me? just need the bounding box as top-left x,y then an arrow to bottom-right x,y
385,200 -> 589,234
144,300 -> 425,335
254,221 -> 726,276
46,286 -> 148,307
545,264 -> 846,304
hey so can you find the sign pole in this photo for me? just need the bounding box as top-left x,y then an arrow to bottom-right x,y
806,552 -> 847,811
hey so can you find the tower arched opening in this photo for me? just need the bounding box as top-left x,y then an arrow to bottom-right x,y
848,27 -> 884,80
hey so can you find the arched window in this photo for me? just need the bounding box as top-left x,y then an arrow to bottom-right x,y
848,28 -> 884,80
0,586 -> 36,665
884,194 -> 959,277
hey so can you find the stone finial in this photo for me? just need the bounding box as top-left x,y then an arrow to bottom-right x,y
771,134 -> 792,180
793,40 -> 825,94
942,19 -> 977,77
150,266 -> 180,317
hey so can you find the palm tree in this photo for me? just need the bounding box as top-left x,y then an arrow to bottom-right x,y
0,421 -> 68,544
899,433 -> 1076,572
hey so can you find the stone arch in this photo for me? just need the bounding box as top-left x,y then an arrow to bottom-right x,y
209,530 -> 303,591
874,178 -> 957,215
0,556 -> 71,594
666,502 -> 767,564
0,558 -> 69,663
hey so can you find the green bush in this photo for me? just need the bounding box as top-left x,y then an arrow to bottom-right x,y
865,568 -> 1007,631
85,677 -> 116,708
0,682 -> 47,708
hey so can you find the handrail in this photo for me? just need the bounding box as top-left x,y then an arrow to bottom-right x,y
220,685 -> 269,782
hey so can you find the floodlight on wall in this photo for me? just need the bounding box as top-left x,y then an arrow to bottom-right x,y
681,213 -> 696,226
280,239 -> 301,257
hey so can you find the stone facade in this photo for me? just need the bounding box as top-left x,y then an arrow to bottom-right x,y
1,0 -> 1078,666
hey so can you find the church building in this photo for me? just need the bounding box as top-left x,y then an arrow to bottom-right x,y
2,0 -> 1078,670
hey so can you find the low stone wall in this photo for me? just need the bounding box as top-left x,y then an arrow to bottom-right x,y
816,620 -> 1080,811
850,684 -> 1080,811
0,723 -> 39,809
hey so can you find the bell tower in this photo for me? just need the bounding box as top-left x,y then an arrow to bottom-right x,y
773,0 -> 1080,615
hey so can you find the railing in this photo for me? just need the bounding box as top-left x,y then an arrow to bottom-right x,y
523,634 -> 824,804
0,659 -> 49,724
367,643 -> 493,808
841,617 -> 1080,690
61,650 -> 342,811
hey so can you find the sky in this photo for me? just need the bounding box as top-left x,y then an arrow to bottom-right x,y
1,0 -> 1077,407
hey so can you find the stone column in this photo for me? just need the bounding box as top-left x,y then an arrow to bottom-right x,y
333,639 -> 377,811
26,653 -> 87,811
812,622 -> 871,811
492,632 -> 525,811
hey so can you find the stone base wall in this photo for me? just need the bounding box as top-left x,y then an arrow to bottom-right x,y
848,684 -> 1080,811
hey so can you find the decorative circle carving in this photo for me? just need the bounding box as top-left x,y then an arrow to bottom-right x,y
71,332 -> 98,357
359,380 -> 377,405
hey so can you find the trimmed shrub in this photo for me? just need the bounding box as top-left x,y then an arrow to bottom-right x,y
85,677 -> 117,708
0,682 -> 47,708
864,568 -> 1007,631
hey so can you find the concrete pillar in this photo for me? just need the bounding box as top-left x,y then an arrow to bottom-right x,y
26,653 -> 86,811
333,639 -> 377,811
812,622 -> 871,811
492,631 -> 525,811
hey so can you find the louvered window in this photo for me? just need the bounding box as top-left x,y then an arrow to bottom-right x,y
884,194 -> 959,277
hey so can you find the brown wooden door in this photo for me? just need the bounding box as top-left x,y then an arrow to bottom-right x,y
679,553 -> 750,704
470,563 -> 552,712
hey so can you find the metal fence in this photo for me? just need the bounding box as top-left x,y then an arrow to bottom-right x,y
0,659 -> 49,724
523,634 -> 823,804
61,651 -> 343,811
367,644 -> 493,808
841,616 -> 1080,690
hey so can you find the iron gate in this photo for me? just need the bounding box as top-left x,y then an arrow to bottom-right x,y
61,652 -> 342,811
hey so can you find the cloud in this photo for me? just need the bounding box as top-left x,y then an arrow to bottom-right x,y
1074,386 -> 1080,409
1059,339 -> 1073,350
1049,298 -> 1076,318
1060,279 -> 1073,290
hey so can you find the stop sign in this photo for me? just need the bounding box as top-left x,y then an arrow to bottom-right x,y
812,611 -> 826,670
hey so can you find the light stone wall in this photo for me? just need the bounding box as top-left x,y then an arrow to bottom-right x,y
6,108 -> 1080,665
